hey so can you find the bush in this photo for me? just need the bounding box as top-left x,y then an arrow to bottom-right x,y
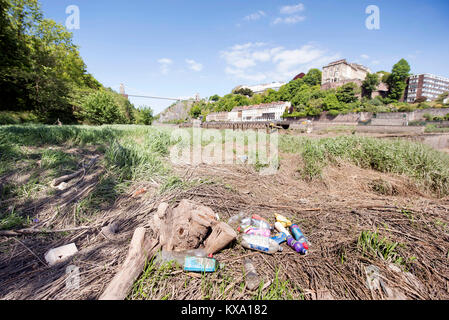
136,107 -> 154,125
414,97 -> 428,103
0,111 -> 39,125
82,91 -> 127,125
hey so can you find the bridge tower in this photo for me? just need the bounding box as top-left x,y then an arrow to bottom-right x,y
119,83 -> 128,99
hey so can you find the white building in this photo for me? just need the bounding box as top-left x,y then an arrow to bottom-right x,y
234,82 -> 286,95
230,102 -> 291,122
206,112 -> 229,122
406,74 -> 449,103
322,59 -> 371,85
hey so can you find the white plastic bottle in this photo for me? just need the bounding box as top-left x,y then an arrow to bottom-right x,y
241,234 -> 282,254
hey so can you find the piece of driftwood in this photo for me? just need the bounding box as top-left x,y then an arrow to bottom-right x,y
204,221 -> 237,255
150,199 -> 236,253
52,156 -> 99,187
99,227 -> 159,300
0,225 -> 96,237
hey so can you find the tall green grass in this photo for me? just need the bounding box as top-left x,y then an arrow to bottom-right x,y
280,135 -> 449,196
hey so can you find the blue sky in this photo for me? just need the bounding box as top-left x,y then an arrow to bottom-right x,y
40,0 -> 449,114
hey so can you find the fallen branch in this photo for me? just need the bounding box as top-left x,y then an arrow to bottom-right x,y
99,228 -> 159,300
52,156 -> 99,187
0,225 -> 98,237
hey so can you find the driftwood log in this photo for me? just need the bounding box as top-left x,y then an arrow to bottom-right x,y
151,199 -> 237,254
99,227 -> 159,300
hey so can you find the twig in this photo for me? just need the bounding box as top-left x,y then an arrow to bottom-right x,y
12,238 -> 47,266
0,225 -> 99,237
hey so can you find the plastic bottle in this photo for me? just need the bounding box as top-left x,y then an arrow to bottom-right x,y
240,217 -> 253,229
244,258 -> 261,291
274,213 -> 292,228
238,226 -> 271,237
290,224 -> 309,250
154,249 -> 208,266
241,234 -> 282,254
287,236 -> 308,255
274,222 -> 291,237
251,214 -> 272,230
228,212 -> 248,227
286,236 -> 308,255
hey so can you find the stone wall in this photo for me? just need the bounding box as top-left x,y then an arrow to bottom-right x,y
356,125 -> 425,134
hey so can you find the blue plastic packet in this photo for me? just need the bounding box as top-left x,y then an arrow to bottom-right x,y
184,256 -> 217,273
271,232 -> 288,244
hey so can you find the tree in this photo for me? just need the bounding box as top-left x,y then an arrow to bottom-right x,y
82,91 -> 126,125
303,69 -> 322,86
233,88 -> 253,97
209,94 -> 220,102
386,59 -> 411,101
362,73 -> 380,98
278,78 -> 304,101
136,106 -> 153,125
435,92 -> 448,104
322,93 -> 342,112
0,0 -> 104,123
189,103 -> 202,118
336,82 -> 359,104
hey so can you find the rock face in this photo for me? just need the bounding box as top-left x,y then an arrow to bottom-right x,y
156,101 -> 193,123
150,199 -> 237,254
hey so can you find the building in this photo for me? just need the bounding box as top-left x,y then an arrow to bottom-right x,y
321,59 -> 371,90
206,112 -> 229,122
405,74 -> 449,103
229,102 -> 291,122
234,82 -> 286,95
293,73 -> 306,81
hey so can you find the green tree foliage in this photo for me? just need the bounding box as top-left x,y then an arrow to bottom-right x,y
233,87 -> 254,97
322,93 -> 342,112
387,59 -> 411,101
0,0 -> 111,124
302,68 -> 322,86
209,94 -> 220,102
136,106 -> 154,125
336,82 -> 359,104
81,91 -> 126,125
189,103 -> 203,118
362,73 -> 380,98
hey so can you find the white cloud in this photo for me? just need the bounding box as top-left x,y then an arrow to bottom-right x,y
244,10 -> 266,21
273,15 -> 306,25
157,58 -> 173,75
280,3 -> 305,15
157,58 -> 172,65
220,42 -> 340,83
186,59 -> 203,72
361,54 -> 370,59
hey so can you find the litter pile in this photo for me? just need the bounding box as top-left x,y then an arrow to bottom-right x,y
1,179 -> 448,300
